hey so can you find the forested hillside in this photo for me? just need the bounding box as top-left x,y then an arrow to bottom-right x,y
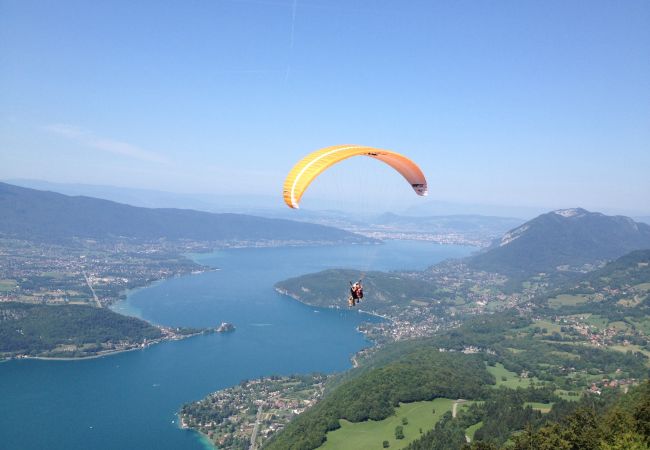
407,382 -> 650,449
0,302 -> 163,358
0,182 -> 370,244
469,208 -> 650,277
276,269 -> 444,314
264,350 -> 492,450
262,309 -> 648,449
505,381 -> 650,450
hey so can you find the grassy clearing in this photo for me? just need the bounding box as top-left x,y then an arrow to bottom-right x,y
453,296 -> 466,305
0,279 -> 18,292
319,398 -> 454,450
549,294 -> 589,308
608,321 -> 631,332
456,400 -> 479,417
524,402 -> 553,413
487,363 -> 536,389
554,389 -> 581,402
550,350 -> 580,360
485,300 -> 510,312
39,271 -> 67,278
410,300 -> 429,306
634,282 -> 650,291
585,315 -> 608,330
530,319 -> 563,334
506,347 -> 524,354
466,421 -> 483,441
627,317 -> 650,335
610,344 -> 650,360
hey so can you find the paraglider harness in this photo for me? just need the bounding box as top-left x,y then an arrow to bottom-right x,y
348,281 -> 364,307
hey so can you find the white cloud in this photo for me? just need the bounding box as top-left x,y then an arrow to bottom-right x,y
44,124 -> 169,164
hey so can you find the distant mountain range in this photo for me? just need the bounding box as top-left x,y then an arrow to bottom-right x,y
5,178 -> 286,213
370,212 -> 524,236
469,208 -> 650,277
0,182 -> 370,244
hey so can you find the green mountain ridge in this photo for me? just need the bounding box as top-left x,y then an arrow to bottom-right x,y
0,182 -> 370,244
469,208 -> 650,277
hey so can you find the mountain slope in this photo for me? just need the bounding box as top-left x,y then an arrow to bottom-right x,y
0,182 -> 369,244
469,208 -> 650,277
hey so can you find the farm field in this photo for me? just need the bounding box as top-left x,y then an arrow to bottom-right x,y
585,314 -> 609,329
548,294 -> 589,308
524,402 -> 553,413
487,363 -> 535,389
554,389 -> 581,401
319,398 -> 454,450
529,319 -> 563,334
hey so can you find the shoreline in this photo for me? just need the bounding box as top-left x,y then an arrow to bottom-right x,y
274,287 -> 393,322
7,330 -> 208,362
15,346 -> 145,361
274,287 -> 391,369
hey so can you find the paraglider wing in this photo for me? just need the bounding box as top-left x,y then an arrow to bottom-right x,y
282,145 -> 428,209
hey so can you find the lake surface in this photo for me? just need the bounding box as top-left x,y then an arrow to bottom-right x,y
0,241 -> 474,450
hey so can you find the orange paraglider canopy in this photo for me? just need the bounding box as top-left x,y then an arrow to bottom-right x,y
282,145 -> 427,209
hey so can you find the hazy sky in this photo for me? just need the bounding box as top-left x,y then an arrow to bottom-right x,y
1,0 -> 649,214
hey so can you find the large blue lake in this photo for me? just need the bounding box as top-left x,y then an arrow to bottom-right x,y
0,241 -> 474,450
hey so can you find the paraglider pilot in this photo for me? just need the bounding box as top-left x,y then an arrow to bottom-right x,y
348,281 -> 364,307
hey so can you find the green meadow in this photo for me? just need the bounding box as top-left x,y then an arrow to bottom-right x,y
554,389 -> 581,401
524,402 -> 553,413
319,398 -> 454,450
548,294 -> 589,308
487,363 -> 535,389
0,279 -> 17,292
634,282 -> 650,291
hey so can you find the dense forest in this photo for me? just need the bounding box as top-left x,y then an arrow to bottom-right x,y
506,381 -> 650,450
406,382 -> 650,449
276,269 -> 447,313
0,302 -> 162,357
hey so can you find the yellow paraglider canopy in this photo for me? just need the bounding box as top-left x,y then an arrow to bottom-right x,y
283,145 -> 428,209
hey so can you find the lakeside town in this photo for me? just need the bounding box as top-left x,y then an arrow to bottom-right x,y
0,236 -> 377,307
352,230 -> 489,248
179,374 -> 327,450
0,238 -> 208,306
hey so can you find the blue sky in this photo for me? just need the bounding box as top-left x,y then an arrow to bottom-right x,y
1,0 -> 649,214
